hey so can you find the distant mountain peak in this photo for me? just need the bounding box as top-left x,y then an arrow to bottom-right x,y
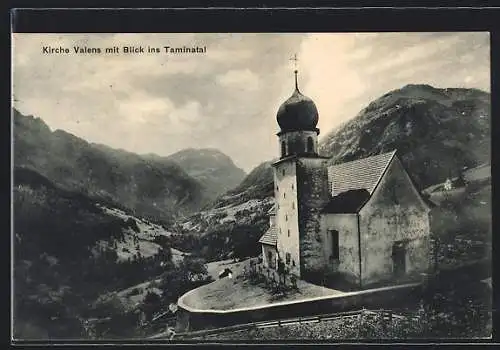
401,83 -> 437,90
13,110 -> 213,223
14,109 -> 248,222
169,147 -> 233,159
166,147 -> 246,197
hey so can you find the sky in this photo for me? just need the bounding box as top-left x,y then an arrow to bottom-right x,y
12,32 -> 490,173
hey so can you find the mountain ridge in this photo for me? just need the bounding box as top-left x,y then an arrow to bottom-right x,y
13,109 -> 245,223
160,147 -> 246,200
319,84 -> 490,188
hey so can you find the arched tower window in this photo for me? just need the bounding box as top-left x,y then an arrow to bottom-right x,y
307,137 -> 314,153
281,141 -> 286,157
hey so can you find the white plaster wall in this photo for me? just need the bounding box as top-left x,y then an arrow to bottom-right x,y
269,214 -> 276,227
359,157 -> 431,286
321,213 -> 360,283
273,160 -> 301,276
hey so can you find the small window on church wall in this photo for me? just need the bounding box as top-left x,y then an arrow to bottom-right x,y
285,214 -> 288,221
307,137 -> 314,153
291,183 -> 294,190
288,229 -> 290,237
292,202 -> 295,209
330,230 -> 339,260
286,253 -> 291,265
292,260 -> 296,267
284,192 -> 286,199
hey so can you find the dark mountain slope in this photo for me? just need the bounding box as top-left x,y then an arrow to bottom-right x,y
319,84 -> 490,189
212,160 -> 274,209
171,161 -> 275,261
13,167 -> 200,339
14,109 -> 210,223
14,166 -> 138,338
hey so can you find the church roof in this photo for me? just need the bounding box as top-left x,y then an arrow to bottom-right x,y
276,70 -> 319,134
323,150 -> 397,214
267,205 -> 275,215
277,89 -> 319,133
259,226 -> 278,246
322,189 -> 371,214
327,150 -> 397,196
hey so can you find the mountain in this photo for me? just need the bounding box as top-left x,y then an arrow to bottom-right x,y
13,109 -> 242,223
13,166 -> 208,339
13,166 -> 162,338
319,84 -> 490,189
14,167 -> 153,273
213,160 -> 274,209
149,148 -> 246,201
169,160 -> 274,261
176,84 -> 490,260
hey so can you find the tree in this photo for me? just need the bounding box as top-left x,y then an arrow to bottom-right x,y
290,274 -> 298,289
142,290 -> 161,322
159,257 -> 210,303
181,256 -> 209,283
159,268 -> 186,302
233,239 -> 248,261
277,257 -> 286,291
157,247 -> 172,265
454,171 -> 467,188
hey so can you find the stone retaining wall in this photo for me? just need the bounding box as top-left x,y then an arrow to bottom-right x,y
176,259 -> 490,333
176,282 -> 422,332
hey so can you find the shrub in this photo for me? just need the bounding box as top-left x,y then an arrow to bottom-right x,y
128,287 -> 141,296
125,218 -> 140,233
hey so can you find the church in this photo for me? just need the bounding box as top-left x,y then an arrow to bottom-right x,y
259,67 -> 432,288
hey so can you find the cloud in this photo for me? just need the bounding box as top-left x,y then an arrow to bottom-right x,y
297,32 -> 490,140
298,34 -> 368,134
12,32 -> 489,172
117,93 -> 174,125
217,69 -> 260,91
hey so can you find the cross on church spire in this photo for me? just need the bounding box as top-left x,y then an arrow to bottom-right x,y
290,53 -> 299,91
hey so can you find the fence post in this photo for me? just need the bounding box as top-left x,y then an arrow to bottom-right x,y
382,310 -> 389,335
388,311 -> 393,338
357,310 -> 364,338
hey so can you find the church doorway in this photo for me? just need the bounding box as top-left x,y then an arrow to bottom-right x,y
330,230 -> 339,261
392,241 -> 406,278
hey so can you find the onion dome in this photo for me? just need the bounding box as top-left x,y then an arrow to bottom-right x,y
276,70 -> 319,133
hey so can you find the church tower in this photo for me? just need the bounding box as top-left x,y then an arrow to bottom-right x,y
272,58 -> 331,280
